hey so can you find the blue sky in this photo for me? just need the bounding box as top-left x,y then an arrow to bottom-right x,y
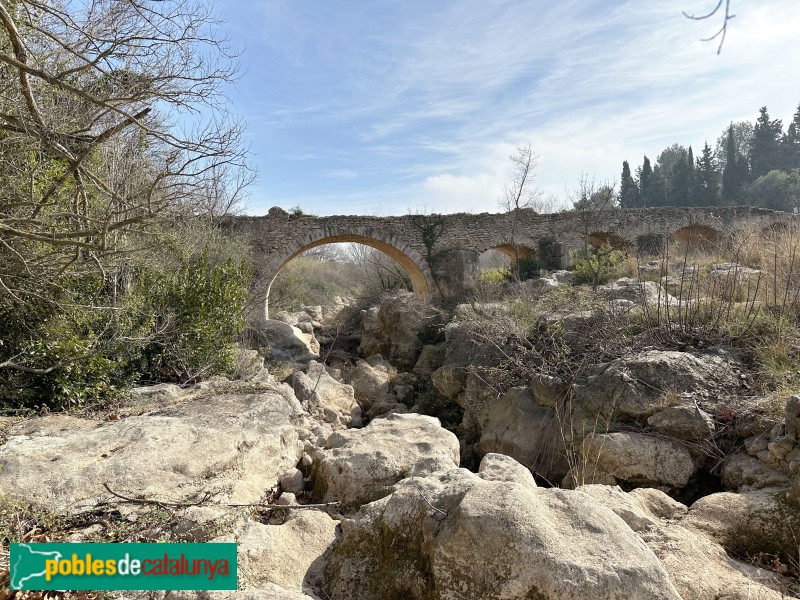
219,0 -> 800,216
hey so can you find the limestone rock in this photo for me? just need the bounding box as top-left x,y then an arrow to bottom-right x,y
478,452 -> 537,491
430,364 -> 466,399
0,391 -> 304,514
325,469 -> 681,599
720,453 -> 789,491
237,511 -> 337,595
358,294 -> 443,370
346,355 -> 394,410
683,488 -> 800,560
312,413 -> 459,510
262,320 -> 319,363
641,524 -> 787,600
477,386 -> 569,484
286,361 -> 359,429
279,468 -> 305,494
412,343 -> 446,377
599,277 -> 677,307
628,487 -> 688,521
568,431 -> 696,491
572,350 -> 741,421
583,485 -> 787,600
647,404 -> 715,440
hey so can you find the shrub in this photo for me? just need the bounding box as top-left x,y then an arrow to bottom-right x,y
517,256 -> 544,280
138,249 -> 251,383
571,244 -> 627,286
0,219 -> 252,410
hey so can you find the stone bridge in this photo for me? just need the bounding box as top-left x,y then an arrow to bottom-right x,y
221,205 -> 794,323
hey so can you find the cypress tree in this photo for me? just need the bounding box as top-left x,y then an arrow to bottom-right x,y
694,142 -> 719,206
784,102 -> 800,170
619,160 -> 639,208
638,156 -> 653,206
722,123 -> 739,203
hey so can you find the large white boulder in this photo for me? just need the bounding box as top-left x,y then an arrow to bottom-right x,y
0,389 -> 304,514
566,431 -> 696,491
572,350 -> 741,421
477,386 -> 569,484
236,511 -> 337,596
325,468 -> 681,599
311,413 -> 460,510
286,361 -> 359,429
583,485 -> 788,600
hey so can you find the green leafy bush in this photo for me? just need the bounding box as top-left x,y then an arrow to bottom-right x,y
138,249 -> 250,383
517,256 -> 544,280
571,244 -> 627,286
0,221 -> 252,411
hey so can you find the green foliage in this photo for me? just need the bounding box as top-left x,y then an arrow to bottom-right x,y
269,255 -> 366,312
744,169 -> 800,211
290,205 -> 304,216
138,249 -> 250,383
517,256 -> 544,280
571,244 -> 626,286
480,267 -> 511,283
0,220 -> 252,411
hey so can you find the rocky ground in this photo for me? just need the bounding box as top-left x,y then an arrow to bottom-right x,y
2,277 -> 800,599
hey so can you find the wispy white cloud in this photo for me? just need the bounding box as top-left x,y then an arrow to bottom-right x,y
229,0 -> 800,216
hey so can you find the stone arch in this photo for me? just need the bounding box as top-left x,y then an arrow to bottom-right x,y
671,225 -> 721,252
490,244 -> 537,262
587,232 -> 631,250
256,230 -> 432,322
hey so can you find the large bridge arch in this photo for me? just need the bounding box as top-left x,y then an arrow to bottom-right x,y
257,229 -> 432,322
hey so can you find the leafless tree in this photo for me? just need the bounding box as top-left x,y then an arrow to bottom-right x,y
498,143 -> 542,280
0,0 -> 250,309
684,0 -> 735,54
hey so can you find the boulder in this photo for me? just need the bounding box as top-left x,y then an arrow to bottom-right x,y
358,294 -> 443,370
311,413 -> 459,510
0,390 -> 304,514
647,404 -> 715,440
477,386 -> 570,484
346,355 -> 394,410
599,277 -> 677,307
286,361 -> 359,429
236,511 -> 337,595
720,453 -> 789,491
683,488 -> 800,561
262,320 -> 319,363
412,343 -> 446,377
640,525 -> 788,600
567,431 -> 696,491
430,364 -> 467,399
572,350 -> 741,421
325,469 -> 681,599
477,453 -> 537,491
583,485 -> 788,600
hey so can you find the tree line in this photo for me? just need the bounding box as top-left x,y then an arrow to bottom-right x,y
618,103 -> 800,212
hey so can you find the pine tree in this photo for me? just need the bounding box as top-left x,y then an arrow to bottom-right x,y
650,165 -> 668,207
694,142 -> 719,206
619,160 -> 640,208
784,102 -> 800,171
669,151 -> 692,206
750,106 -> 784,178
